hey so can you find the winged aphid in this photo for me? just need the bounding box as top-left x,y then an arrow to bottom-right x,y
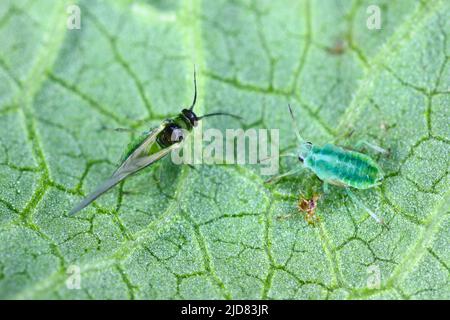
70,69 -> 240,215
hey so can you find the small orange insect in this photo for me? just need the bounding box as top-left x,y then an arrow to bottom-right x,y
326,39 -> 346,55
297,194 -> 321,225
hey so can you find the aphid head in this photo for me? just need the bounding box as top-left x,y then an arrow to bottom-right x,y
182,108 -> 199,127
298,141 -> 313,162
184,66 -> 241,127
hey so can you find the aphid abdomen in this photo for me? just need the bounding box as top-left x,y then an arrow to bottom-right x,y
304,144 -> 382,189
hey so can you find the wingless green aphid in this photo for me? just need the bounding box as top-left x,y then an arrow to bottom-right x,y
70,69 -> 240,215
268,105 -> 388,226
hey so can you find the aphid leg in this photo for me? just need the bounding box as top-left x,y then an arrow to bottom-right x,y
331,129 -> 354,144
276,213 -> 293,220
265,167 -> 303,184
345,189 -> 387,227
371,182 -> 382,187
99,126 -> 135,133
113,128 -> 134,133
187,164 -> 197,171
355,140 -> 388,154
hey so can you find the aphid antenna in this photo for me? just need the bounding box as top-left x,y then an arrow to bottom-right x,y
287,104 -> 306,143
279,152 -> 298,158
198,112 -> 242,120
259,152 -> 297,163
189,65 -> 197,111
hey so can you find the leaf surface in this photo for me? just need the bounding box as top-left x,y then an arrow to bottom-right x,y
0,0 -> 448,299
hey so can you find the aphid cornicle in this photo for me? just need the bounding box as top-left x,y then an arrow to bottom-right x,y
268,105 -> 388,226
70,68 -> 240,215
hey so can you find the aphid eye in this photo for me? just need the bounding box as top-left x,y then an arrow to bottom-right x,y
306,141 -> 312,146
298,156 -> 304,163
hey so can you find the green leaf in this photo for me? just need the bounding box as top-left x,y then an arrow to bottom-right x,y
0,0 -> 448,299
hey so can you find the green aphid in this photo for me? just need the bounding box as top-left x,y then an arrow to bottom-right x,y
70,69 -> 240,215
267,105 -> 388,226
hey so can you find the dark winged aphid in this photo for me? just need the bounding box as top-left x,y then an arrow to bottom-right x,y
70,69 -> 240,215
267,105 -> 388,226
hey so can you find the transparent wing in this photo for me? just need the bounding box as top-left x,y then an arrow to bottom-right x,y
113,123 -> 165,176
69,172 -> 132,216
69,124 -> 180,215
